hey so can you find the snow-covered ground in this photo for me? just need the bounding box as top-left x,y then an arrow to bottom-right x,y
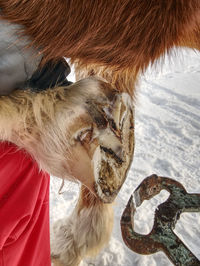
50,48 -> 200,266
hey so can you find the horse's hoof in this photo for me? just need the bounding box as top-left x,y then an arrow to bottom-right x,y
67,77 -> 134,203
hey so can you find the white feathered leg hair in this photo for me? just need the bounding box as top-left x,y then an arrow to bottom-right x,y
51,186 -> 114,266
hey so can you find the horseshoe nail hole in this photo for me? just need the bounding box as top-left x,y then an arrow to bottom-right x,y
174,212 -> 200,260
134,189 -> 170,234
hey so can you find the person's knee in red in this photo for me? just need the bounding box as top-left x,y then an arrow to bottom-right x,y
0,142 -> 51,266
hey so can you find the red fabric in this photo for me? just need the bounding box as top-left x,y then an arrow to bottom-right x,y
0,142 -> 51,266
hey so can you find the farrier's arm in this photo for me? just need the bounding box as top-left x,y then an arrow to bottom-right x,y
0,20 -> 72,96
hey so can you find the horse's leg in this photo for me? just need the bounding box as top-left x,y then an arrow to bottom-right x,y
51,186 -> 113,266
49,66 -> 135,265
0,74 -> 134,265
52,64 -> 133,266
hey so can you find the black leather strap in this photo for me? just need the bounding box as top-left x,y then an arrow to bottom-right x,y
26,58 -> 73,92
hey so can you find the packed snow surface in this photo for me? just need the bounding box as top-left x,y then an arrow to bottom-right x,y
50,48 -> 200,266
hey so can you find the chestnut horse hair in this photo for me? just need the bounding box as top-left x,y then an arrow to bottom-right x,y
1,0 -> 200,94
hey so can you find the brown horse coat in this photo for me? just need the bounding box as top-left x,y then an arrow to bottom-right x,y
1,0 -> 199,76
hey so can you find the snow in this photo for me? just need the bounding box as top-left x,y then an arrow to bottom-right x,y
50,48 -> 200,266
